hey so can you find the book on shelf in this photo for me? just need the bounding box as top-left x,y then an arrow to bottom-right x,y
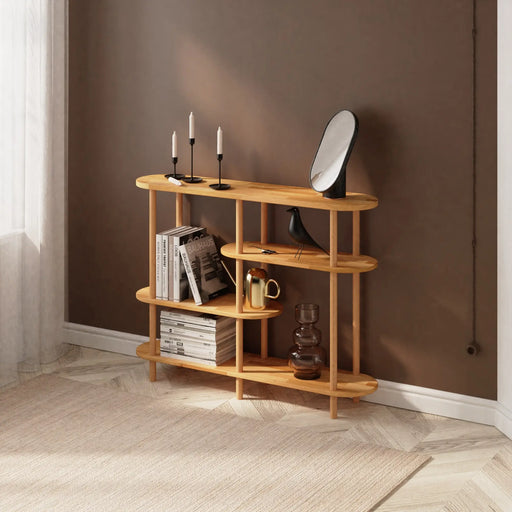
156,226 -> 190,300
160,331 -> 235,355
160,320 -> 235,342
160,336 -> 235,359
171,226 -> 206,302
158,350 -> 236,367
179,235 -> 230,305
156,234 -> 162,298
160,309 -> 234,329
160,342 -> 235,366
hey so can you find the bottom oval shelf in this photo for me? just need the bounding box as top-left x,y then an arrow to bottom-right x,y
137,342 -> 378,399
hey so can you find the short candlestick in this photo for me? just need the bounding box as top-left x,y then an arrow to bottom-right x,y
165,157 -> 185,180
183,138 -> 202,183
209,154 -> 230,190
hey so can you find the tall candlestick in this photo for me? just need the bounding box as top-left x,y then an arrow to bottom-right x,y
189,112 -> 195,139
183,136 -> 202,183
217,126 -> 223,155
172,131 -> 177,158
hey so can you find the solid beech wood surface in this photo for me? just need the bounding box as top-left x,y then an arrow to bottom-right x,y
136,174 -> 378,212
221,242 -> 377,273
136,343 -> 378,399
136,287 -> 282,319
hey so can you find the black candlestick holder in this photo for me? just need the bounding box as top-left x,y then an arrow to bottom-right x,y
165,157 -> 185,180
210,154 -> 230,190
183,138 -> 202,183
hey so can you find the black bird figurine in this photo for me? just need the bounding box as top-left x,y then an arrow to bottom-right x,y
287,207 -> 329,259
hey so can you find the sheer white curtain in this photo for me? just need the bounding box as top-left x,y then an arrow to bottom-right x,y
0,0 -> 67,387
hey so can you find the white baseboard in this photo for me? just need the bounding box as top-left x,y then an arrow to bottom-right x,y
64,322 -> 512,438
64,322 -> 145,357
362,379 -> 497,426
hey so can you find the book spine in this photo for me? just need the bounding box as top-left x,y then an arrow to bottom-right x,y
160,343 -> 236,361
162,234 -> 168,300
160,341 -> 220,359
156,234 -> 162,299
172,234 -> 182,301
168,234 -> 174,301
179,245 -> 202,305
158,351 -> 218,366
160,329 -> 235,347
160,324 -> 235,342
160,325 -> 216,341
160,338 -> 235,354
160,311 -> 219,327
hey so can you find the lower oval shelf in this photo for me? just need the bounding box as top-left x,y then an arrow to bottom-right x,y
137,342 -> 378,399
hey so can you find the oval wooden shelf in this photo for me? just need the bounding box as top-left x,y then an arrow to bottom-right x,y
137,342 -> 378,399
221,242 -> 378,273
136,287 -> 283,319
136,174 -> 378,212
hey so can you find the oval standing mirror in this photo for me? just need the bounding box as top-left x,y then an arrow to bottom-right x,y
309,110 -> 358,198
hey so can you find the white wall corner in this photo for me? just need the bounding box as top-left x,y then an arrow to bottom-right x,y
495,402 -> 512,440
498,0 -> 512,433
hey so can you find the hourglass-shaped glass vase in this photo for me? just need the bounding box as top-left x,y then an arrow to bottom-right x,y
288,303 -> 326,380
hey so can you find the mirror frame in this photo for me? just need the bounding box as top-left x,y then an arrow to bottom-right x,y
309,110 -> 359,199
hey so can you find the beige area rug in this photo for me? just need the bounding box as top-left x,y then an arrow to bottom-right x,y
0,375 -> 429,512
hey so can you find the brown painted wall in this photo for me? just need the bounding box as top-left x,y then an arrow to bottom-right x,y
68,0 -> 497,398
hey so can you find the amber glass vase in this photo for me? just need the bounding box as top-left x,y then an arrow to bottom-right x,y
288,303 -> 326,380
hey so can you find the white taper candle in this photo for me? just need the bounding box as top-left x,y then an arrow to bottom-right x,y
172,131 -> 177,158
189,112 -> 195,139
217,126 -> 223,155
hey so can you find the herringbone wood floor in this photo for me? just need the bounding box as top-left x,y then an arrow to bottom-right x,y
16,346 -> 512,511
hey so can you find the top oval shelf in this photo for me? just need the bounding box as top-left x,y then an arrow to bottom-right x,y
136,175 -> 378,212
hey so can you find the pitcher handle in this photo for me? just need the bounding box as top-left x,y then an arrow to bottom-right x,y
265,279 -> 280,299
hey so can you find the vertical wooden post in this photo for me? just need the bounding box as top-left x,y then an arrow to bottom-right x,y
352,211 -> 361,403
148,190 -> 157,381
176,193 -> 183,227
260,202 -> 269,359
235,200 -> 244,399
329,210 -> 338,419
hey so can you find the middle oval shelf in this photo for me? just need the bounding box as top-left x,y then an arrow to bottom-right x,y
221,242 -> 378,273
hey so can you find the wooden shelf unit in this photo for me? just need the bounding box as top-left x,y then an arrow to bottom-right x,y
135,174 -> 379,418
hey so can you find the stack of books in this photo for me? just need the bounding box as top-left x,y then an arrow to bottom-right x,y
159,310 -> 236,366
155,226 -> 206,301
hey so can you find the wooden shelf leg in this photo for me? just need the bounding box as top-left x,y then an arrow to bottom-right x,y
352,211 -> 361,403
330,397 -> 338,419
260,320 -> 268,360
329,210 -> 338,418
149,189 -> 157,381
149,304 -> 157,382
236,200 -> 244,399
176,192 -> 183,227
260,202 -> 269,359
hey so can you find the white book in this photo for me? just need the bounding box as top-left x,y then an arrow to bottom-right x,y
160,226 -> 190,300
162,235 -> 168,299
165,226 -> 191,300
160,336 -> 235,353
160,322 -> 235,343
172,227 -> 206,302
160,310 -> 234,330
160,338 -> 235,359
156,234 -> 162,299
159,348 -> 236,366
